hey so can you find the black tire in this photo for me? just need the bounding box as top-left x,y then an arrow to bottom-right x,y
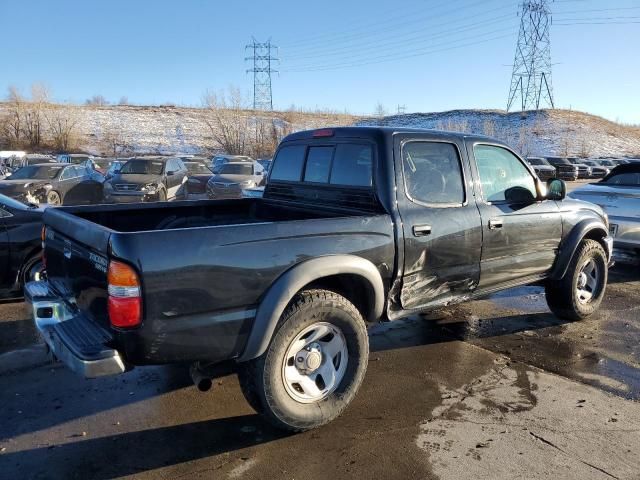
237,289 -> 369,432
545,239 -> 608,321
47,190 -> 61,205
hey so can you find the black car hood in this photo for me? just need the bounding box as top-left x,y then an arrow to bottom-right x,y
107,173 -> 163,186
0,179 -> 49,195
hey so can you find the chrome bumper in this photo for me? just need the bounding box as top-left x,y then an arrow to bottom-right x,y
25,281 -> 126,378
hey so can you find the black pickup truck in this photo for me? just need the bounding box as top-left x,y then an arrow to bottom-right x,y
27,127 -> 613,431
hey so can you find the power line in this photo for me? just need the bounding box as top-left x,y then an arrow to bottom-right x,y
506,0 -> 555,111
283,14 -> 515,64
282,31 -> 514,72
245,38 -> 278,110
283,0 -> 497,52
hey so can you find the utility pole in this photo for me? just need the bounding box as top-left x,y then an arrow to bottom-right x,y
245,38 -> 279,111
396,104 -> 406,115
506,1 -> 555,112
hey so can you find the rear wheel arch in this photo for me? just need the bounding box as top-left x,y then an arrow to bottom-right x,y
238,255 -> 385,362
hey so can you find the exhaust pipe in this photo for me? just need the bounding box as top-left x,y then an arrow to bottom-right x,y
190,363 -> 213,392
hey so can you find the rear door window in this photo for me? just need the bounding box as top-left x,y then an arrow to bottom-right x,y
270,145 -> 306,181
330,144 -> 373,187
304,147 -> 333,183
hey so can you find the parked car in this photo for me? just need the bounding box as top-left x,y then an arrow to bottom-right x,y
580,160 -> 609,178
103,157 -> 188,203
2,154 -> 57,176
526,157 -> 556,180
210,154 -> 253,173
0,163 -> 104,205
257,158 -> 272,174
105,160 -> 126,179
206,161 -> 265,199
0,194 -> 45,298
546,157 -> 579,181
242,186 -> 265,198
569,163 -> 640,264
28,127 -> 613,432
596,159 -> 617,170
182,161 -> 215,199
566,157 -> 592,179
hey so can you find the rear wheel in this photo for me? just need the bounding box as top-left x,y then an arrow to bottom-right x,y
237,289 -> 369,431
545,239 -> 607,320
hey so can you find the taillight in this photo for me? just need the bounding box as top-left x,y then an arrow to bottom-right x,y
313,128 -> 334,138
107,260 -> 141,328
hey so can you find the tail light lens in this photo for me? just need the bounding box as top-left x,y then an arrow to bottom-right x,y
107,260 -> 141,328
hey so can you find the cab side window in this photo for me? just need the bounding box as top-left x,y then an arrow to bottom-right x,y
402,141 -> 465,205
60,166 -> 76,180
474,145 -> 536,202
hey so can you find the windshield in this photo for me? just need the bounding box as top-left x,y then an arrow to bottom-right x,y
551,159 -> 571,165
69,156 -> 89,164
186,162 -> 212,174
601,172 -> 640,186
27,157 -> 53,165
120,159 -> 164,175
219,163 -> 253,175
8,165 -> 62,180
528,159 -> 543,165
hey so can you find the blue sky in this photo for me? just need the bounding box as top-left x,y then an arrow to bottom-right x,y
1,0 -> 638,122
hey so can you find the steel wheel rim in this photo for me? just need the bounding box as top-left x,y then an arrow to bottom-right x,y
48,192 -> 60,205
282,321 -> 348,404
576,258 -> 600,304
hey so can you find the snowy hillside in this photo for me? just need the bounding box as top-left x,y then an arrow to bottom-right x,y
359,109 -> 640,158
1,103 -> 638,158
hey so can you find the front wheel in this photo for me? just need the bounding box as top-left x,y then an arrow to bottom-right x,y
237,289 -> 369,431
21,256 -> 45,288
47,190 -> 61,205
545,239 -> 608,320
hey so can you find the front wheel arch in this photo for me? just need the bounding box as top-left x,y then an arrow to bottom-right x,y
551,221 -> 609,280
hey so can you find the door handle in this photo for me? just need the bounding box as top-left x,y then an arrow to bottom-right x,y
413,224 -> 432,237
488,218 -> 503,230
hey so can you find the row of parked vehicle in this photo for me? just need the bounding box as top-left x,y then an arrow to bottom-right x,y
526,156 -> 638,181
0,152 -> 272,207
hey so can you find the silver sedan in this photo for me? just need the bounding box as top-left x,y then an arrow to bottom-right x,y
569,164 -> 640,264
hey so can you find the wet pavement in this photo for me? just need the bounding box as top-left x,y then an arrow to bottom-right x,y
0,264 -> 639,479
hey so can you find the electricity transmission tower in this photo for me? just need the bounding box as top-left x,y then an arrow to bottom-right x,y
245,38 -> 278,111
506,0 -> 555,111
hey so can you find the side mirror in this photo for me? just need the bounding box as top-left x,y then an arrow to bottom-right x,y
504,186 -> 536,204
547,178 -> 566,201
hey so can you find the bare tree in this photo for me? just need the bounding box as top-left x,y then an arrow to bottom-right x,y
4,86 -> 24,147
482,118 -> 496,137
23,83 -> 50,148
517,123 -> 532,158
118,96 -> 129,106
86,95 -> 109,106
374,102 -> 387,118
46,105 -> 79,151
202,87 -> 250,155
101,121 -> 129,156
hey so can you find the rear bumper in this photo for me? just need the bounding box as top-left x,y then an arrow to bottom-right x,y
25,281 -> 127,378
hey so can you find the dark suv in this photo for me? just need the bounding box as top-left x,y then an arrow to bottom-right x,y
546,157 -> 579,181
103,157 -> 188,203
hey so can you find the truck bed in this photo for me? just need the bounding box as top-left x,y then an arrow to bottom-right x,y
43,197 -> 394,365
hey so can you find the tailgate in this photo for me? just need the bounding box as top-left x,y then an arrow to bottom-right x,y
43,207 -> 112,329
